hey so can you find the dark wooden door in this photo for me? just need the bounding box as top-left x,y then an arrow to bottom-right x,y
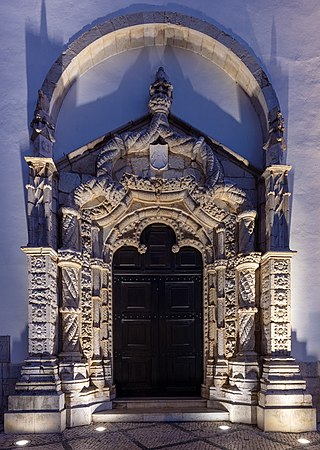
113,225 -> 203,397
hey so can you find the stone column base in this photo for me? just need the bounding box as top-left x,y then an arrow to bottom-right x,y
257,406 -> 316,432
257,358 -> 317,431
65,386 -> 112,427
4,392 -> 66,433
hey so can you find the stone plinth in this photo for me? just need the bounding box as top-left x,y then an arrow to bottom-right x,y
5,392 -> 66,433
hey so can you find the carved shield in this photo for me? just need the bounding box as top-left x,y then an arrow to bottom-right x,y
150,143 -> 168,171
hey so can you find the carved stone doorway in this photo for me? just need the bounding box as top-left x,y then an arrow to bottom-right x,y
113,224 -> 203,397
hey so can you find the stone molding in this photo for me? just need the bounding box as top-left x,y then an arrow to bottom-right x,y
33,11 -> 281,155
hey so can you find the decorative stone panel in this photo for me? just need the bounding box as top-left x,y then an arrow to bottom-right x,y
23,248 -> 59,356
260,252 -> 293,356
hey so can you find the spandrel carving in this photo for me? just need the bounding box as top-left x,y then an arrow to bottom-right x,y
94,68 -> 223,193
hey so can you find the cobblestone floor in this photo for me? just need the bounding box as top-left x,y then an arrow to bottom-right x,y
0,422 -> 320,450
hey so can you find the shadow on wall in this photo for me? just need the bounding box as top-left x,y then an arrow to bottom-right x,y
66,1 -> 262,67
292,330 -> 318,363
54,45 -> 262,166
25,0 -> 63,129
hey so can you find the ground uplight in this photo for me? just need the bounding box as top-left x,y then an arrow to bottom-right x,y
95,426 -> 106,432
14,440 -> 30,447
219,425 -> 231,430
297,438 -> 311,445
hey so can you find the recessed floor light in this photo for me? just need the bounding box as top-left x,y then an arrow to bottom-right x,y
297,438 -> 311,445
95,426 -> 106,432
219,425 -> 231,430
14,440 -> 30,447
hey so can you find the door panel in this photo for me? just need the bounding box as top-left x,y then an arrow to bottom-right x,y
113,224 -> 202,397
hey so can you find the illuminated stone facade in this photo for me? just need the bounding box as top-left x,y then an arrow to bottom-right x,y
4,12 -> 316,433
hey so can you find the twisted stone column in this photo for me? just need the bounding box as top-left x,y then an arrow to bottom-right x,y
212,258 -> 228,391
58,251 -> 82,361
235,253 -> 260,358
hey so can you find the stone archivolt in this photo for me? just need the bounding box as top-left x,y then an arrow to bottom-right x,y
5,66 -> 316,434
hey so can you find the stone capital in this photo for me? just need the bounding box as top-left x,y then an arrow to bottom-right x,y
58,250 -> 82,268
59,206 -> 81,218
21,246 -> 58,261
237,210 -> 257,221
235,252 -> 261,271
213,259 -> 228,270
25,156 -> 57,174
262,164 -> 292,179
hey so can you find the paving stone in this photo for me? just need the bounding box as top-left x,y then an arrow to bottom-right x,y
169,441 -> 221,449
125,422 -> 193,448
70,433 -> 142,450
1,422 -> 320,449
207,429 -> 292,450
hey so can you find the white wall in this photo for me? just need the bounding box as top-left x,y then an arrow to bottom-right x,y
55,46 -> 263,166
1,0 -> 320,362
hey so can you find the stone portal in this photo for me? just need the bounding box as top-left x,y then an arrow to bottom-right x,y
5,65 -> 316,433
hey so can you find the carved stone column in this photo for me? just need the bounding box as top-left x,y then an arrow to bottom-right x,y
101,263 -> 113,390
5,155 -> 64,432
235,253 -> 260,358
80,210 -> 93,360
257,252 -> 316,431
14,248 -> 61,392
257,164 -> 316,431
228,253 -> 260,400
58,250 -> 89,395
90,258 -> 105,389
212,257 -> 228,393
205,264 -> 217,388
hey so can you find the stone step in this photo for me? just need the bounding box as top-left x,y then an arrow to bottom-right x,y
112,397 -> 208,410
93,398 -> 229,423
92,408 -> 229,423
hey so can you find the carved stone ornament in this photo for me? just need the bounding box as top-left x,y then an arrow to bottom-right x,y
10,63 -> 315,435
150,142 -> 168,170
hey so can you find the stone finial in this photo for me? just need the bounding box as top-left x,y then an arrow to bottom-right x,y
148,67 -> 173,115
265,109 -> 286,166
31,89 -> 55,157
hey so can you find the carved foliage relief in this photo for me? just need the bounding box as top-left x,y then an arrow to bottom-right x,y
28,254 -> 58,355
80,210 -> 94,358
261,257 -> 291,355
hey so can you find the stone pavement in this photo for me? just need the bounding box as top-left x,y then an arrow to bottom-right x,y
1,421 -> 320,450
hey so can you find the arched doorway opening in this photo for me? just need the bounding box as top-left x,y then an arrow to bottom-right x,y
113,223 -> 203,397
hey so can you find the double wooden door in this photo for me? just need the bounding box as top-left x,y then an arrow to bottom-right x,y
113,224 -> 203,397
